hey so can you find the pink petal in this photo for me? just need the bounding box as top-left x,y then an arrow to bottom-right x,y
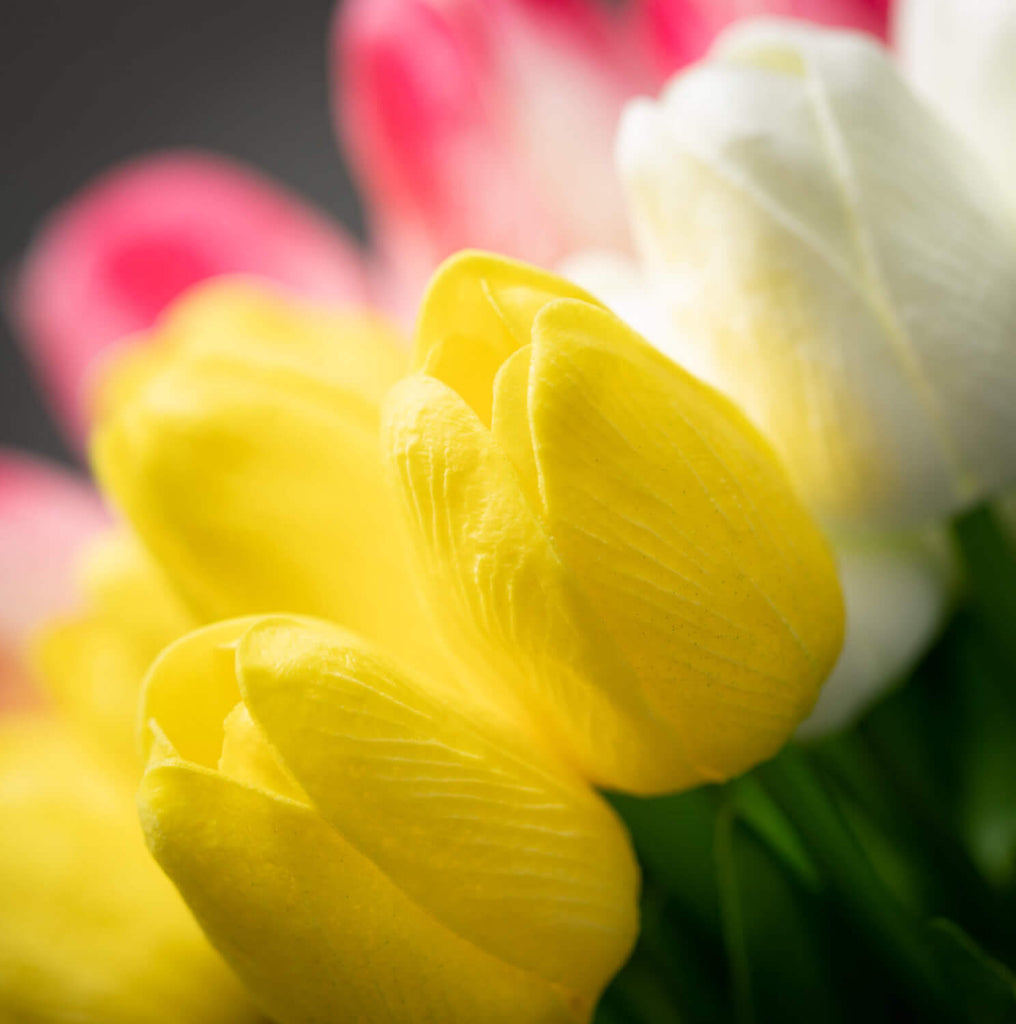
14,152 -> 370,444
335,0 -> 649,309
636,0 -> 891,73
0,451 -> 108,711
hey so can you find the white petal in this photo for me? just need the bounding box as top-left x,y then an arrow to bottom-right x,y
558,249 -> 716,384
617,19 -> 1016,528
798,528 -> 956,738
895,0 -> 1016,216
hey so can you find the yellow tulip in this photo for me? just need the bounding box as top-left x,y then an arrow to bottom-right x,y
384,251 -> 843,794
136,616 -> 639,1024
0,715 -> 260,1024
91,279 -> 439,668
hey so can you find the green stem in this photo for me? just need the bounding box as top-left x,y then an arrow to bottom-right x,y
755,745 -> 943,1016
715,801 -> 755,1024
953,505 -> 1016,669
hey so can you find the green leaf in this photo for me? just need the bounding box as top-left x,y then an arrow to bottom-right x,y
929,921 -> 1016,1024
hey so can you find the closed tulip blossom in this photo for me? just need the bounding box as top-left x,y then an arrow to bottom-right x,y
616,20 -> 1016,529
83,255 -> 844,1022
136,616 -> 639,1024
384,252 -> 844,793
569,19 -> 1016,731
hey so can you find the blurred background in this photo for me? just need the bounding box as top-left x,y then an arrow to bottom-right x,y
1,0 -> 363,464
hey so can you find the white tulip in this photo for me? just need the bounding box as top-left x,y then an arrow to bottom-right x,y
896,0 -> 1016,217
617,18 -> 1016,530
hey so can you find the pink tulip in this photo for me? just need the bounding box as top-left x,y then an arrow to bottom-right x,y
14,152 -> 370,445
335,0 -> 651,308
0,452 -> 108,711
635,0 -> 891,73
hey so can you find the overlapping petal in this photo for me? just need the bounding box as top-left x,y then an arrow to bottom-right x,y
14,152 -> 369,443
385,253 -> 843,793
137,616 -> 638,1024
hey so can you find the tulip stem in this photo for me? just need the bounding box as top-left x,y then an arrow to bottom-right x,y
755,744 -> 945,1018
953,504 -> 1016,669
715,800 -> 755,1024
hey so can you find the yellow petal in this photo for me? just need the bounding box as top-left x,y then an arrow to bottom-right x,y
525,299 -> 843,778
138,618 -> 623,1023
413,250 -> 602,425
385,372 -> 699,792
139,617 -> 261,767
32,531 -> 194,771
91,282 -> 436,666
139,761 -> 581,1024
236,616 -> 639,999
0,716 -> 257,1024
385,267 -> 843,793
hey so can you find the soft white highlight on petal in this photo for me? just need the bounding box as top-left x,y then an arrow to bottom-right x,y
895,0 -> 1016,216
559,249 -> 716,385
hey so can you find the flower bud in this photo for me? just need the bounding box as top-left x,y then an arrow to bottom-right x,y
91,280 -> 437,666
618,20 -> 1016,527
137,615 -> 639,1024
0,715 -> 258,1024
384,252 -> 843,794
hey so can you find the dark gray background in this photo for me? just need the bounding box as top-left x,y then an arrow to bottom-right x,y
1,0 -> 363,465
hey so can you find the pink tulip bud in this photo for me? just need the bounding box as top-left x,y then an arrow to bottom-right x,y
14,152 -> 369,444
335,0 -> 647,309
635,0 -> 890,73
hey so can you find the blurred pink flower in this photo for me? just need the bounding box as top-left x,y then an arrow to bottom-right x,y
0,452 -> 108,710
14,152 -> 369,446
335,0 -> 651,308
3,0 -> 897,708
635,0 -> 890,73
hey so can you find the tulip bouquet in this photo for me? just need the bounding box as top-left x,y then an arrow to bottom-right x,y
2,1 -> 1016,1022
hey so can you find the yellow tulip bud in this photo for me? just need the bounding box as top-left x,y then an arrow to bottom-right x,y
136,616 -> 639,1024
617,20 -> 1016,527
0,715 -> 259,1024
384,252 -> 843,794
91,280 -> 438,666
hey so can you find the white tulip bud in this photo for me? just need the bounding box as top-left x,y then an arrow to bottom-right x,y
618,19 -> 1016,529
